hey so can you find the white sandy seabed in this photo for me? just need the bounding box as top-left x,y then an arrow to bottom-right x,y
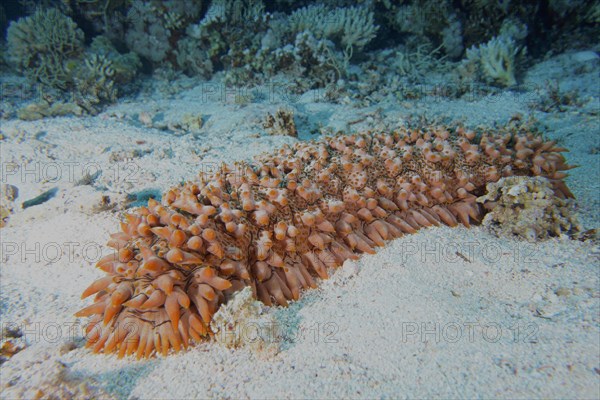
0,51 -> 598,399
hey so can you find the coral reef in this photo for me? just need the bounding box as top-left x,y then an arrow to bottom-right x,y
477,176 -> 580,242
88,36 -> 141,86
124,0 -> 202,64
268,4 -> 378,83
6,8 -> 84,89
72,37 -> 141,114
287,4 -> 378,55
267,30 -> 342,86
183,0 -> 268,84
7,10 -> 140,116
67,0 -> 129,36
76,124 -> 574,358
178,1 -> 378,86
73,53 -> 118,111
124,1 -> 171,63
387,0 -> 456,55
174,37 -> 214,78
4,0 -> 597,102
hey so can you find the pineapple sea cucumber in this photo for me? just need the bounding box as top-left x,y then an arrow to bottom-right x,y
76,124 -> 573,358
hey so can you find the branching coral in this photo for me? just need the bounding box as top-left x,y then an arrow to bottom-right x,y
183,0 -> 268,83
175,1 -> 376,86
286,31 -> 341,84
6,7 -> 141,113
288,4 -> 378,55
76,124 -> 573,358
88,36 -> 141,85
7,8 -> 84,89
479,36 -> 523,86
463,35 -> 524,87
187,0 -> 265,35
12,34 -> 140,118
73,54 -> 118,113
218,0 -> 265,24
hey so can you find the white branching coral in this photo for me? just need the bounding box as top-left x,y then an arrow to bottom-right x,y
288,5 -> 378,54
189,0 -> 265,31
338,6 -> 379,52
465,35 -> 524,87
288,4 -> 326,33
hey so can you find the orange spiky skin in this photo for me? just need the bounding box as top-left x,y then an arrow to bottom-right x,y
76,126 -> 573,358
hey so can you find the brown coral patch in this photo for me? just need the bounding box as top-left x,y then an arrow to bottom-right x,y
76,125 -> 573,358
263,109 -> 298,137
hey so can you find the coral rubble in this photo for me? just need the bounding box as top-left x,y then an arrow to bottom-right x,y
76,124 -> 574,358
0,184 -> 18,228
477,175 -> 580,241
263,109 -> 298,137
210,287 -> 279,354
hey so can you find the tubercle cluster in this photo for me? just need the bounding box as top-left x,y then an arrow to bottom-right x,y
76,125 -> 572,358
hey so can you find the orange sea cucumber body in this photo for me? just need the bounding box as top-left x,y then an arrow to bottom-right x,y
76,126 -> 572,358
